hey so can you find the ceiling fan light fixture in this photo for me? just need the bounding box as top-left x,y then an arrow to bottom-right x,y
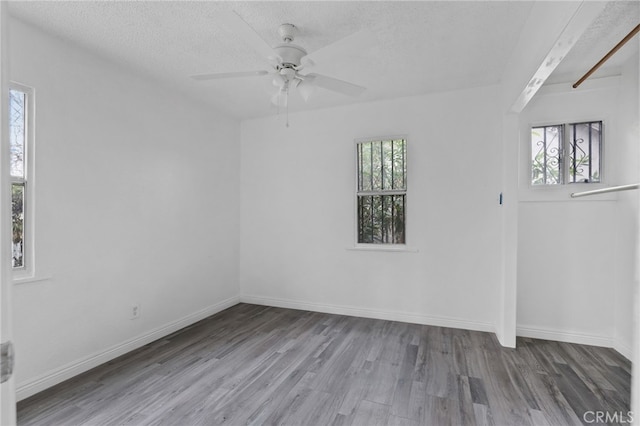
297,79 -> 317,102
279,67 -> 298,81
272,74 -> 286,88
271,88 -> 288,108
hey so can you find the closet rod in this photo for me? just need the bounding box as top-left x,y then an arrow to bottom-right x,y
570,183 -> 639,198
573,23 -> 640,89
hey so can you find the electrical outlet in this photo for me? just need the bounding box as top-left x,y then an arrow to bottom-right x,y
130,304 -> 140,320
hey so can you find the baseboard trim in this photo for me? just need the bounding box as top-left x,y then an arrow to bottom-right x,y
613,338 -> 633,360
29,298 -> 625,401
516,325 -> 614,349
241,294 -> 495,334
17,295 -> 241,401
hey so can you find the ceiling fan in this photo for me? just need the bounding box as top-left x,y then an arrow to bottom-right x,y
191,12 -> 370,110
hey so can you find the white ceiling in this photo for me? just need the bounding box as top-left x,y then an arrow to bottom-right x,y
7,1 -> 639,120
546,1 -> 639,85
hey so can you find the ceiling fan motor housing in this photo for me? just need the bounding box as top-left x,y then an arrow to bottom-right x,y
274,23 -> 307,69
275,43 -> 307,68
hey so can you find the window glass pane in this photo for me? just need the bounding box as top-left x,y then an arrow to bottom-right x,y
392,139 -> 406,190
359,142 -> 372,192
531,125 -> 563,185
9,89 -> 25,179
371,195 -> 383,242
371,140 -> 382,191
12,183 -> 24,268
357,195 -> 383,244
569,121 -> 601,183
358,139 -> 407,192
358,195 -> 406,244
381,194 -> 392,241
382,140 -> 393,190
392,195 -> 406,244
358,195 -> 373,243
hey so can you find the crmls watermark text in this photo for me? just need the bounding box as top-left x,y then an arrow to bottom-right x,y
583,411 -> 634,424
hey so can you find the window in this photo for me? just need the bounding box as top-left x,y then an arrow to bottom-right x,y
531,121 -> 602,186
10,87 -> 30,269
356,138 -> 406,244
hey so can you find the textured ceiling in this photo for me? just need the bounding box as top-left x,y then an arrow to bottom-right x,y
547,1 -> 639,85
7,1 -> 637,120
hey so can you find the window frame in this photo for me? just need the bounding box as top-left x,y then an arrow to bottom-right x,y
528,119 -> 605,188
353,135 -> 409,250
9,82 -> 35,280
565,120 -> 603,185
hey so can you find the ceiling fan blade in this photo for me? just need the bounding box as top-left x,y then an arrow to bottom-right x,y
304,30 -> 375,65
219,11 -> 279,63
191,70 -> 269,81
300,56 -> 315,70
305,73 -> 366,97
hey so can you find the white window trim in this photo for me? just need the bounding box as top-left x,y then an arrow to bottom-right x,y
351,135 -> 417,252
346,245 -> 419,253
520,116 -> 613,202
10,81 -> 36,282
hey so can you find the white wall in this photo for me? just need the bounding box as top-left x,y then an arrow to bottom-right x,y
10,18 -> 241,399
516,58 -> 639,354
240,85 -> 503,331
632,50 -> 640,426
613,54 -> 639,357
614,52 -> 639,420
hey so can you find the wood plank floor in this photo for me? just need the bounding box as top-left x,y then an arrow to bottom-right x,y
18,304 -> 631,425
